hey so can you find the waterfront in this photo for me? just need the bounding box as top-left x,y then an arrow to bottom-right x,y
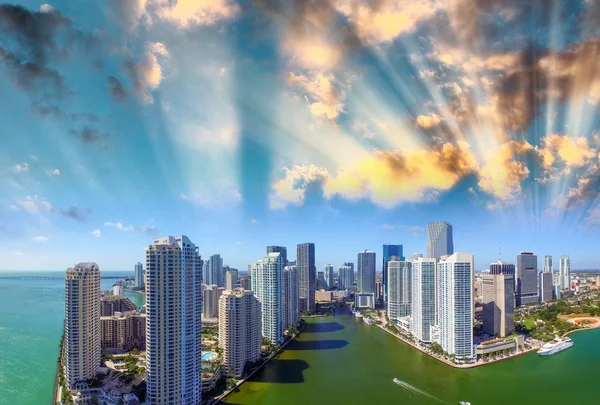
0,271 -> 142,405
224,308 -> 600,405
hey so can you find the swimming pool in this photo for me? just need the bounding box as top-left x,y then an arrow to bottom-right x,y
201,352 -> 217,362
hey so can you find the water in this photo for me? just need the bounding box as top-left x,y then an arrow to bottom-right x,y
0,271 -> 142,405
224,308 -> 600,405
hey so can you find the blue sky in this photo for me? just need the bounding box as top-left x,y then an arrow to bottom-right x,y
1,0 -> 600,271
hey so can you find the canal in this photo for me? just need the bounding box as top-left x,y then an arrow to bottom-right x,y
223,308 -> 600,405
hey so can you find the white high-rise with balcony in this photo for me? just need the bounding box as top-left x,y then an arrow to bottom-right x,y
251,252 -> 285,343
134,262 -> 144,289
411,258 -> 436,343
146,236 -> 202,405
218,289 -> 262,378
387,261 -> 412,322
437,253 -> 474,360
64,262 -> 101,390
560,255 -> 571,290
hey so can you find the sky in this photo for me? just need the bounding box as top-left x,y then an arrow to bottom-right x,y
1,0 -> 600,271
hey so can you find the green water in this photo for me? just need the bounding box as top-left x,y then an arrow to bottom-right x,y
0,271 -> 143,405
224,308 -> 600,405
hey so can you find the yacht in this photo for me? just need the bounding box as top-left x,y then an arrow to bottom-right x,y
460,402 -> 471,405
537,336 -> 573,356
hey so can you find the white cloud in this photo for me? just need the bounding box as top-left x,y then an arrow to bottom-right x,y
40,4 -> 52,13
235,240 -> 243,246
90,229 -> 101,237
14,251 -> 24,255
180,189 -> 241,208
585,208 -> 600,228
33,236 -> 49,243
14,163 -> 29,172
48,169 -> 61,176
104,222 -> 158,234
382,224 -> 397,230
14,195 -> 54,214
154,0 -> 240,28
250,218 -> 258,224
104,222 -> 134,232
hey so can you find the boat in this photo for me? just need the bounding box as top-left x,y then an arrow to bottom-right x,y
460,402 -> 471,405
537,336 -> 574,356
364,317 -> 373,325
393,378 -> 401,385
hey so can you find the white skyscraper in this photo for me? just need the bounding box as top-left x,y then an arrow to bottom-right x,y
387,261 -> 412,322
146,236 -> 202,405
338,263 -> 354,290
134,262 -> 144,289
225,268 -> 239,290
543,255 -> 553,273
437,253 -> 474,360
218,289 -> 262,378
64,262 -> 101,390
283,266 -> 300,328
251,252 -> 285,343
560,255 -> 571,290
411,258 -> 436,343
427,222 -> 454,260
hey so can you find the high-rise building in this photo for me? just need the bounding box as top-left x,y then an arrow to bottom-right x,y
383,245 -> 404,304
203,285 -> 219,318
409,253 -> 423,261
209,254 -> 224,287
218,289 -> 262,378
375,281 -> 383,303
251,252 -> 285,343
267,246 -> 288,266
387,261 -> 411,322
489,261 -> 515,276
64,263 -> 101,389
100,295 -> 136,316
101,310 -> 146,352
338,264 -> 354,290
560,255 -> 571,290
539,272 -> 553,302
134,262 -> 144,289
437,253 -> 474,360
357,250 -> 376,294
283,266 -> 300,327
543,255 -> 553,273
427,222 -> 454,260
240,276 -> 251,291
411,258 -> 436,343
112,284 -> 123,296
225,269 -> 239,290
317,271 -> 325,290
324,264 -> 334,290
516,252 -> 538,306
482,273 -> 514,337
202,260 -> 210,285
297,243 -> 316,312
146,236 -> 202,405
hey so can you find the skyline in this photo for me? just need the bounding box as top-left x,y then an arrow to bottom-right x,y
2,1 -> 600,270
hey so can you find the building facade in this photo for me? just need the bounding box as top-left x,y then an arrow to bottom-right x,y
251,252 -> 285,343
560,255 -> 571,290
146,235 -> 202,405
100,296 -> 136,316
208,254 -> 224,287
387,261 -> 412,322
324,264 -> 334,290
64,262 -> 101,389
411,258 -> 436,343
516,252 -> 538,306
489,261 -> 515,276
283,266 -> 300,327
426,222 -> 454,260
539,271 -> 553,302
437,253 -> 474,360
225,269 -> 239,290
100,311 -> 146,352
297,243 -> 316,312
382,244 -> 404,304
218,289 -> 262,378
338,263 -> 354,290
543,255 -> 553,273
203,285 -> 219,318
267,246 -> 288,266
134,262 -> 144,289
482,273 -> 514,337
357,250 -> 376,296
240,276 -> 251,291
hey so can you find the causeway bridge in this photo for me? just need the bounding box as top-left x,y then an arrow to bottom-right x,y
0,276 -> 126,281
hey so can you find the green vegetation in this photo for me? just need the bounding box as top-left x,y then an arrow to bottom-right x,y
429,343 -> 443,355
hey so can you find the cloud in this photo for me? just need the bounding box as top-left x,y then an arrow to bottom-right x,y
60,205 -> 92,221
250,218 -> 259,224
235,240 -> 243,246
180,189 -> 241,208
382,224 -> 396,230
154,0 -> 240,28
350,121 -> 375,139
286,72 -> 345,122
48,169 -> 61,176
69,126 -> 110,144
14,163 -> 29,172
33,236 -> 49,242
13,195 -> 54,214
107,76 -> 129,101
416,113 -> 442,129
104,221 -> 159,234
13,251 -> 24,255
536,134 -> 596,178
584,207 -> 600,228
270,164 -> 330,209
90,229 -> 101,237
126,42 -> 169,104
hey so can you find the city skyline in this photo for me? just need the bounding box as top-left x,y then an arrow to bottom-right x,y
2,1 -> 600,272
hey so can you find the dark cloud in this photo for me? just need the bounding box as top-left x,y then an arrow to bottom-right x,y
59,205 -> 92,221
70,126 -> 110,144
108,75 -> 129,101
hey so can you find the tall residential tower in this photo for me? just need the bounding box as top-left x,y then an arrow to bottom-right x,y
516,252 -> 538,306
251,252 -> 285,343
297,243 -> 316,312
411,258 -> 436,343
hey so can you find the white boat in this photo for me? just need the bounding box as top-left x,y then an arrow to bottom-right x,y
537,336 -> 573,356
460,402 -> 471,405
364,317 -> 373,325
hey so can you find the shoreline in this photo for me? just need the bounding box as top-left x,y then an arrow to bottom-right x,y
123,288 -> 145,295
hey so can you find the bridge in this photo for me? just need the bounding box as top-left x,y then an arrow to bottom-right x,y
0,276 -> 127,281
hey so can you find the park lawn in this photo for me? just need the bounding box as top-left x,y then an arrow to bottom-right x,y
524,317 -> 535,329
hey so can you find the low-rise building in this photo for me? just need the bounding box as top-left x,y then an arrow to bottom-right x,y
100,311 -> 146,352
475,338 -> 517,359
100,296 -> 136,316
315,290 -> 333,302
355,293 -> 375,309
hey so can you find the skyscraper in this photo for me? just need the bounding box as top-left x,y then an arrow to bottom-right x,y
297,243 -> 316,312
387,260 -> 411,322
437,253 -> 474,360
543,255 -> 553,273
218,289 -> 262,378
251,252 -> 285,343
324,264 -> 334,290
411,258 -> 436,343
225,268 -> 239,290
560,255 -> 571,290
482,273 -> 514,337
317,271 -> 325,290
427,222 -> 454,260
283,266 -> 300,327
202,260 -> 210,285
209,254 -> 224,287
357,250 -> 376,294
64,262 -> 101,389
267,246 -> 288,266
146,236 -> 202,405
338,263 -> 354,290
383,244 -> 404,304
539,271 -> 553,302
489,261 -> 515,276
134,262 -> 144,289
203,285 -> 219,318
516,252 -> 538,306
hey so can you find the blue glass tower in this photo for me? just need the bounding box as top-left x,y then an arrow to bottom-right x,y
383,244 -> 404,304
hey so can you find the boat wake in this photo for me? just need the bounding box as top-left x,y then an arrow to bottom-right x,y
393,378 -> 450,404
